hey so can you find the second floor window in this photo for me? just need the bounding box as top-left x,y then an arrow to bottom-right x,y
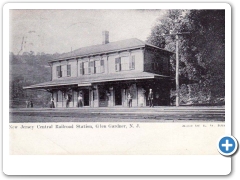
67,64 -> 71,77
89,61 -> 95,74
83,61 -> 90,75
79,60 -> 105,75
115,56 -> 135,72
121,56 -> 129,71
129,55 -> 135,70
95,60 -> 105,73
115,57 -> 121,71
56,65 -> 62,78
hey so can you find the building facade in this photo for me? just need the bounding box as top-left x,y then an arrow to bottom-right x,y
24,31 -> 174,108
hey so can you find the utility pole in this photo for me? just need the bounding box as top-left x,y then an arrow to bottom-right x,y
175,34 -> 179,106
161,32 -> 190,107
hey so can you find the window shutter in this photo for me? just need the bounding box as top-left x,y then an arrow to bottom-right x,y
79,62 -> 83,75
60,66 -> 62,77
129,58 -> 131,69
119,57 -> 121,71
101,59 -> 104,66
100,60 -> 104,73
57,66 -> 62,77
115,58 -> 118,71
67,64 -> 71,76
129,56 -> 135,69
93,61 -> 96,74
115,57 -> 121,71
132,56 -> 135,69
90,61 -> 94,67
88,61 -> 91,74
56,66 -> 59,77
115,58 -> 118,64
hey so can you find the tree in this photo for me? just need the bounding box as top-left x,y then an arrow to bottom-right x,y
187,10 -> 225,101
147,9 -> 225,105
9,53 -> 52,107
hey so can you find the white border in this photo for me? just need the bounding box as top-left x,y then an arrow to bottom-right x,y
3,3 -> 231,175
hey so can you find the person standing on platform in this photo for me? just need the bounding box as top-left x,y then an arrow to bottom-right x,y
148,89 -> 154,107
66,94 -> 69,108
77,92 -> 83,107
30,101 -> 33,108
26,100 -> 29,108
50,97 -> 55,108
127,93 -> 132,108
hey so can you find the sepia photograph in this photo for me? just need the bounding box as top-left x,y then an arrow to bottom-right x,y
3,2 -> 233,176
4,2 -> 230,158
9,9 -> 225,124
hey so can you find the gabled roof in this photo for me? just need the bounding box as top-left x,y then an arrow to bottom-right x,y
23,71 -> 172,90
49,38 -> 173,62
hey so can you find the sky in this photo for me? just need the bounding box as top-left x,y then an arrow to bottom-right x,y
9,9 -> 166,55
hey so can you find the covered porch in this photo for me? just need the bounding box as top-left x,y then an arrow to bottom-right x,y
23,72 -> 172,108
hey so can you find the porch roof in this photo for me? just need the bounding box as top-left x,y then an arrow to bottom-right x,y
23,72 -> 172,90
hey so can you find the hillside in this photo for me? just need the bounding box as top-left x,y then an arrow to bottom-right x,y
9,53 -> 59,108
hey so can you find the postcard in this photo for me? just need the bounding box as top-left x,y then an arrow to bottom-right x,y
3,2 -> 232,175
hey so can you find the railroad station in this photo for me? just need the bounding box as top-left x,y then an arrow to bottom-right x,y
24,31 -> 173,107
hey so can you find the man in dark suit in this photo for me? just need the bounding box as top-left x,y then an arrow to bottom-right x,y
148,89 -> 154,107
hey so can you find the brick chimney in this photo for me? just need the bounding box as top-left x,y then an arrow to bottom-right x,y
102,31 -> 109,44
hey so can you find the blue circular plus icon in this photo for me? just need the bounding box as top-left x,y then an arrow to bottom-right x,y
217,136 -> 238,156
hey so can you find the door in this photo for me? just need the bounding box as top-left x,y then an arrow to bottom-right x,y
99,87 -> 108,107
115,87 -> 122,106
83,89 -> 90,106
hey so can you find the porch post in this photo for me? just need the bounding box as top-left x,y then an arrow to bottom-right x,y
109,87 -> 114,107
93,85 -> 99,107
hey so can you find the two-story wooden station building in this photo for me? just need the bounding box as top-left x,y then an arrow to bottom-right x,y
24,31 -> 174,108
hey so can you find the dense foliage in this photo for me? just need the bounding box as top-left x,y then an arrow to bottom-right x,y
9,53 -> 56,107
147,10 -> 225,105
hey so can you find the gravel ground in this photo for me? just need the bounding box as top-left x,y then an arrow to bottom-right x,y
9,115 -> 224,123
9,107 -> 225,123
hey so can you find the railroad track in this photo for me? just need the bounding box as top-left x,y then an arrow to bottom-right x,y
9,107 -> 225,122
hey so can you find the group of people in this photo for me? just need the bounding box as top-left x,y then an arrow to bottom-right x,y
25,100 -> 33,108
50,93 -> 84,108
49,89 -> 155,108
127,88 -> 154,108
